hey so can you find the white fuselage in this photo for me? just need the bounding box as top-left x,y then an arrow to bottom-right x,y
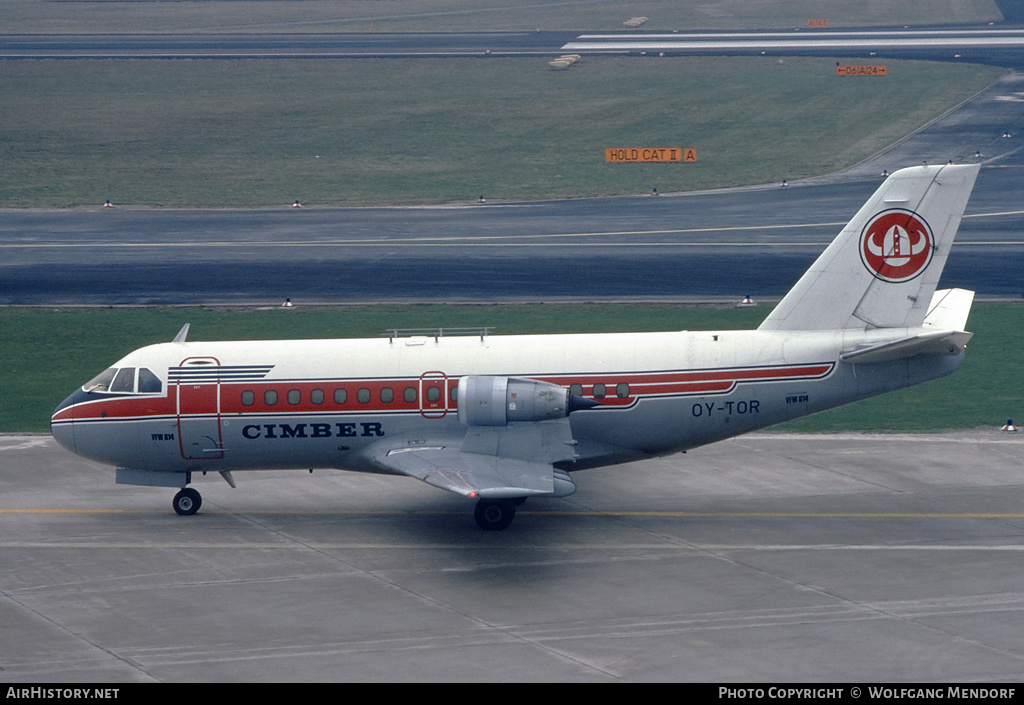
51,326 -> 963,478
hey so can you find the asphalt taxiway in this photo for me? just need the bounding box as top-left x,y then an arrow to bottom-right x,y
3,430 -> 1024,682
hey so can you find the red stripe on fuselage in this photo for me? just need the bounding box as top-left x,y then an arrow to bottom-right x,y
53,363 -> 835,421
51,394 -> 175,423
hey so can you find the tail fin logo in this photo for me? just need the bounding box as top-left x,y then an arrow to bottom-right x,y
860,209 -> 934,283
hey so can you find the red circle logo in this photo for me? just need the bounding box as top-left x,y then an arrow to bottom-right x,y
860,209 -> 933,283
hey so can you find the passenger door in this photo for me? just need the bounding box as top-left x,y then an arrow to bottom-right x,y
174,357 -> 225,460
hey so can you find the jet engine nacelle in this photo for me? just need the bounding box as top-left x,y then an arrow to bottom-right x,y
457,376 -> 572,426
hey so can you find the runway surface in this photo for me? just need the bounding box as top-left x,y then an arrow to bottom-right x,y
563,28 -> 1024,69
3,430 -> 1024,682
3,28 -> 1024,68
0,31 -> 576,59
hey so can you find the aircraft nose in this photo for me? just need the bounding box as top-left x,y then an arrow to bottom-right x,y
52,389 -> 78,417
50,419 -> 75,454
50,389 -> 83,454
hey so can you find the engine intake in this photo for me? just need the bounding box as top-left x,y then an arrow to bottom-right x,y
458,376 -> 594,426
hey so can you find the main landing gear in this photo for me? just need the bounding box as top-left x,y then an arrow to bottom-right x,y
474,498 -> 519,531
172,487 -> 202,516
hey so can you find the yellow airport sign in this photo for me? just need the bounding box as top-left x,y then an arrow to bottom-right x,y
837,65 -> 887,76
606,148 -> 684,163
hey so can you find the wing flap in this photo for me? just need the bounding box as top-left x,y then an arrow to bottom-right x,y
375,445 -> 576,499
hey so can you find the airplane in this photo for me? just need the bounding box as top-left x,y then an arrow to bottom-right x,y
51,163 -> 980,530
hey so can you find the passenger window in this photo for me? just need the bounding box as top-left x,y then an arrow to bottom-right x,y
288,389 -> 301,405
426,386 -> 441,403
381,387 -> 394,403
265,390 -> 278,406
404,387 -> 417,403
241,391 -> 255,406
569,383 -> 583,396
83,368 -> 116,393
110,368 -> 136,393
616,383 -> 630,398
450,385 -> 458,402
311,389 -> 324,405
593,383 -> 606,398
334,388 -> 347,404
137,368 -> 162,393
357,388 -> 371,404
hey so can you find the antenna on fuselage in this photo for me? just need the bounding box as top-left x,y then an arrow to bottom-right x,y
172,323 -> 190,343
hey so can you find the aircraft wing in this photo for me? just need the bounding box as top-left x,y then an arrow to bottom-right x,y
369,418 -> 580,499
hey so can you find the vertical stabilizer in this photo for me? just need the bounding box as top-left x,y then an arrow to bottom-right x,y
758,163 -> 980,331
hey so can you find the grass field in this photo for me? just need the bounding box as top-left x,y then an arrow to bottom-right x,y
5,302 -> 1019,434
0,57 -> 1004,207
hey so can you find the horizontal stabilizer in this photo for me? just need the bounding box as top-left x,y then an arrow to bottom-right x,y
840,329 -> 971,364
841,286 -> 975,364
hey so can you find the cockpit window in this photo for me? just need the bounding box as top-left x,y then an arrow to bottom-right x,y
83,368 -> 117,393
82,367 -> 162,394
110,367 -> 136,393
138,368 -> 162,393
